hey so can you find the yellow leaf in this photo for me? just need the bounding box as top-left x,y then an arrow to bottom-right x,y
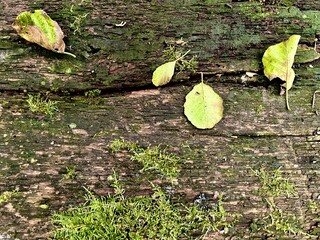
184,82 -> 223,129
262,35 -> 301,110
152,61 -> 176,87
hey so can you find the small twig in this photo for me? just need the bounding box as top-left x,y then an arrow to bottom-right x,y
312,90 -> 320,115
115,21 -> 126,27
176,50 -> 190,62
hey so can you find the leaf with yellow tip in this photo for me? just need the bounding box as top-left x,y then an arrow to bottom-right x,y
152,61 -> 176,87
262,35 -> 300,110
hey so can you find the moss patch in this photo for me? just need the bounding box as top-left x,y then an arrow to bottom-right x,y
110,138 -> 183,181
51,173 -> 240,240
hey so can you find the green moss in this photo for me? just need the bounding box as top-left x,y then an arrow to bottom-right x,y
0,158 -> 21,176
0,190 -> 20,203
249,0 -> 293,6
48,58 -> 84,74
251,167 -> 297,197
179,142 -> 205,162
210,20 -> 261,52
63,165 -> 77,180
30,0 -> 46,9
112,40 -> 160,62
110,139 -> 183,181
250,167 -> 309,237
26,93 -> 58,116
239,2 -> 272,21
308,200 -> 320,216
162,45 -> 198,73
84,89 -> 101,98
70,13 -> 89,35
250,201 -> 306,236
51,174 -> 240,239
227,89 -> 264,113
256,104 -> 264,116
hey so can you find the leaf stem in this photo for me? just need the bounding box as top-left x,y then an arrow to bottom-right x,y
62,51 -> 77,58
286,89 -> 291,111
312,90 -> 320,115
176,50 -> 190,62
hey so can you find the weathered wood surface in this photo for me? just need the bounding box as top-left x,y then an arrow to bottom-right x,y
1,0 -> 320,92
1,0 -> 320,239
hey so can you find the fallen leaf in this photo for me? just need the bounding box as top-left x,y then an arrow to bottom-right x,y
184,82 -> 223,129
295,44 -> 320,64
12,10 -> 75,57
152,61 -> 176,87
262,35 -> 301,110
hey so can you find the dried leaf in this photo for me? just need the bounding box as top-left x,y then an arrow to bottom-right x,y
184,82 -> 223,129
262,35 -> 300,110
152,61 -> 176,87
12,10 -> 75,57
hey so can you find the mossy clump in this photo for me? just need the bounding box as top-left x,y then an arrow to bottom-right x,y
249,0 -> 293,6
110,139 -> 183,181
51,173 -> 240,240
26,93 -> 58,116
0,190 -> 19,203
250,200 -> 306,236
250,167 -> 308,237
251,167 -> 297,197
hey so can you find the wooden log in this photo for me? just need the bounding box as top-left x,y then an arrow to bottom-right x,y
0,0 -> 320,92
0,82 -> 320,238
0,0 -> 320,239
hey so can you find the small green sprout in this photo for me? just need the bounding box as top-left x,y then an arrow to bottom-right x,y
256,104 -> 264,116
63,165 -> 77,180
84,89 -> 101,98
70,13 -> 89,35
107,170 -> 125,196
109,138 -> 139,153
163,45 -> 198,73
26,94 -> 58,116
67,0 -> 92,35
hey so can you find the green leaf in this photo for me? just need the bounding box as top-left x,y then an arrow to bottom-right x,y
262,35 -> 300,110
184,82 -> 223,129
152,61 -> 176,87
12,10 -> 75,57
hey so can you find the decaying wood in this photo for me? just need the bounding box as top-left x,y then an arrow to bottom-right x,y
0,0 -> 320,92
0,0 -> 320,239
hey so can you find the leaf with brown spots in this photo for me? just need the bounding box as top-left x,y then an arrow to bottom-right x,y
12,10 -> 75,57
